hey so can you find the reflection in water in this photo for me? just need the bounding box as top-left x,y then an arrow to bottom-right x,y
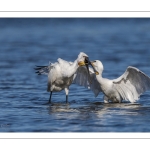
96,103 -> 141,118
46,101 -> 143,128
48,103 -> 79,113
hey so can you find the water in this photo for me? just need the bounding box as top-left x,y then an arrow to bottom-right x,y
1,18 -> 150,132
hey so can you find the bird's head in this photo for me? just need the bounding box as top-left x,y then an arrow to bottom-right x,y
90,60 -> 103,75
77,52 -> 88,66
77,52 -> 99,75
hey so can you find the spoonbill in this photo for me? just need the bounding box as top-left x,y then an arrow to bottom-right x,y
74,60 -> 150,103
35,52 -> 97,103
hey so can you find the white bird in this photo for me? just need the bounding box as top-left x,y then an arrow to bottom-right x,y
35,52 -> 96,103
74,60 -> 150,103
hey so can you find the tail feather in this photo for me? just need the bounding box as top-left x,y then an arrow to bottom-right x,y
34,65 -> 49,75
34,66 -> 48,69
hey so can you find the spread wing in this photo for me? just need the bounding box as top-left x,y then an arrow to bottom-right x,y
35,58 -> 73,76
73,66 -> 102,97
113,66 -> 150,102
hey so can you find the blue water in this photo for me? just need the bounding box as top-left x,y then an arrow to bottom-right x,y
1,18 -> 150,132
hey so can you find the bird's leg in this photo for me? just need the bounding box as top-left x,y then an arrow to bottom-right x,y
49,91 -> 52,103
66,95 -> 68,103
65,87 -> 69,103
103,95 -> 109,103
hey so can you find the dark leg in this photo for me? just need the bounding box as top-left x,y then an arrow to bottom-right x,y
65,87 -> 69,103
49,91 -> 52,103
66,95 -> 68,103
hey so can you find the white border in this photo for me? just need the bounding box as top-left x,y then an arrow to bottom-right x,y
0,12 -> 150,18
0,133 -> 150,139
0,0 -> 150,11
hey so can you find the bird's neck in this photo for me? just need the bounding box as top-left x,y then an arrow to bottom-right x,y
67,60 -> 79,77
96,71 -> 103,84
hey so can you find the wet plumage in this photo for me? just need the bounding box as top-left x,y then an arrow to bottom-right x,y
35,52 -> 93,103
